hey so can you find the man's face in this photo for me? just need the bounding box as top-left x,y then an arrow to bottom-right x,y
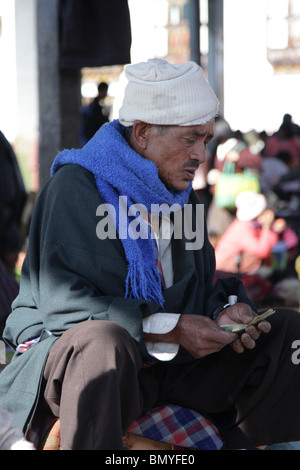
143,120 -> 214,191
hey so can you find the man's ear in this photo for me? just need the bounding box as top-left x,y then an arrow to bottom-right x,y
131,121 -> 152,151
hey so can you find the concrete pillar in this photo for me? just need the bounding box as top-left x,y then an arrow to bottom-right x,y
189,0 -> 201,65
60,69 -> 81,151
37,0 -> 81,189
37,0 -> 61,188
208,0 -> 224,117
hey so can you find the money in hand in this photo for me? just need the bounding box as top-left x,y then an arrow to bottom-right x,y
221,309 -> 275,333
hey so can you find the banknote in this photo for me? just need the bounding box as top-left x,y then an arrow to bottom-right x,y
221,308 -> 276,333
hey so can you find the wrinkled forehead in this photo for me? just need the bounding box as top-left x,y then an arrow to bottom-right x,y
153,119 -> 215,140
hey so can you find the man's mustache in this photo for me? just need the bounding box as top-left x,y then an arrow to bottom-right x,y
182,161 -> 200,170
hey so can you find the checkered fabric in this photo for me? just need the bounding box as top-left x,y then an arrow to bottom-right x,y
40,405 -> 223,450
127,405 -> 223,450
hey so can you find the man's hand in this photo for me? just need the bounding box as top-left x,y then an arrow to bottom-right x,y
216,303 -> 271,353
174,314 -> 238,358
144,314 -> 238,359
143,304 -> 272,359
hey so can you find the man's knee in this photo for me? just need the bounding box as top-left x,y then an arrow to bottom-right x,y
57,320 -> 141,368
60,320 -> 133,350
46,320 -> 142,383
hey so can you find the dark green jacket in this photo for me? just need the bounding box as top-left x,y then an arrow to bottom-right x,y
0,164 -> 255,434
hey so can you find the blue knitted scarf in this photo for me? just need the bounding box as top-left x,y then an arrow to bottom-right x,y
51,120 -> 191,307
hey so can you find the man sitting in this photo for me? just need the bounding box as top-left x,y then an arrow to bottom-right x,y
0,59 -> 300,450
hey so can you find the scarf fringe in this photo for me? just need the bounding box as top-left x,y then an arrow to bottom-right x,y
125,261 -> 165,308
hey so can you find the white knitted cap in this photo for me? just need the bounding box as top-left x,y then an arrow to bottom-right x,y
119,58 -> 219,127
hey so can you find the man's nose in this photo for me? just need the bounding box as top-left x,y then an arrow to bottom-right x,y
190,142 -> 207,163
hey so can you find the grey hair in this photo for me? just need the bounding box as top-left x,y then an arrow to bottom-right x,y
123,124 -> 168,143
123,126 -> 133,142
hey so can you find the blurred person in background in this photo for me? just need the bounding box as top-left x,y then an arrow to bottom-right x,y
0,131 -> 26,337
80,82 -> 110,145
264,115 -> 300,169
206,136 -> 262,246
215,191 -> 279,274
0,130 -> 27,277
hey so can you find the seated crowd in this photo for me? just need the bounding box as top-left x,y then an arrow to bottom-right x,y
193,113 -> 300,309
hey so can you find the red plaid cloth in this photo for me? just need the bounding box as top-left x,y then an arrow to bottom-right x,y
127,405 -> 223,450
37,405 -> 223,450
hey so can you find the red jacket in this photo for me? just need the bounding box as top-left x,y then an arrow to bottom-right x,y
215,219 -> 278,271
